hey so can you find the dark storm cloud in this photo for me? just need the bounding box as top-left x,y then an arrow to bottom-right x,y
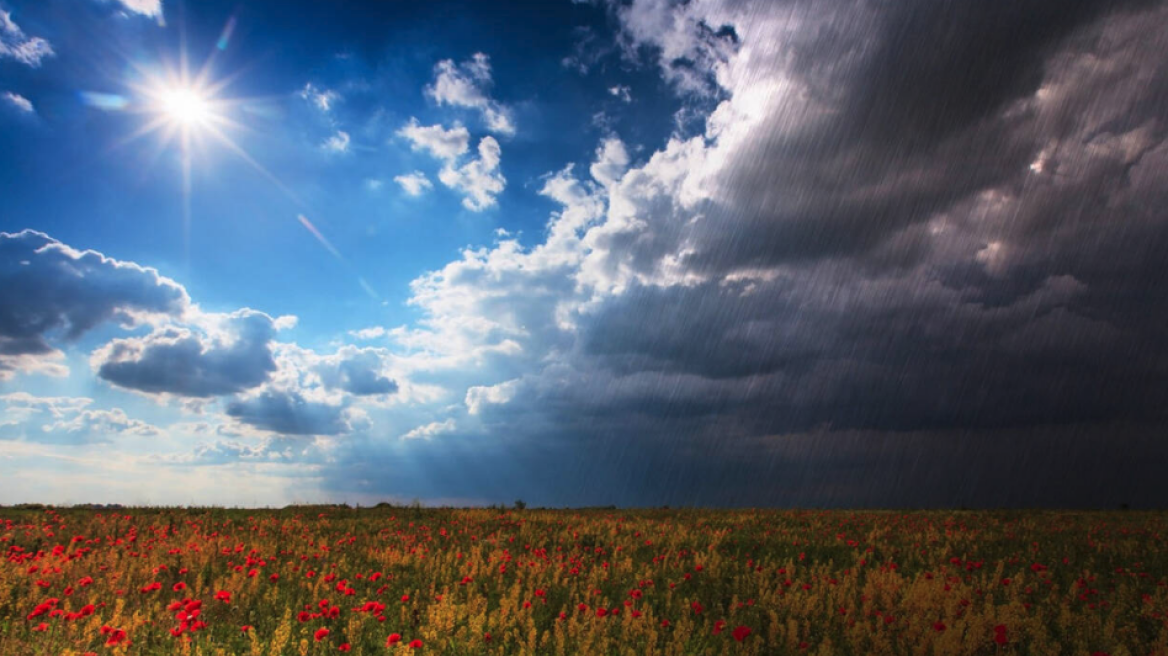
94,310 -> 279,397
0,229 -> 188,377
613,0 -> 1168,273
833,0 -> 1159,146
315,0 -> 1168,507
225,388 -> 354,436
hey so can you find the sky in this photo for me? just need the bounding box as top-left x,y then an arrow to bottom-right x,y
2,0 -> 1167,508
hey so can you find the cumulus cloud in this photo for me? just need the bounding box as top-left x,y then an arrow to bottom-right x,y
0,392 -> 91,425
0,230 -> 189,380
608,85 -> 632,102
465,379 -> 520,415
588,137 -> 630,188
312,346 -> 399,396
0,393 -> 158,444
397,119 -> 469,161
401,418 -> 456,441
426,53 -> 515,135
0,10 -> 53,67
92,309 -> 282,398
322,130 -> 350,153
225,388 -> 361,436
437,136 -> 505,211
2,91 -> 32,113
44,408 -> 160,439
397,118 -> 505,210
394,171 -> 433,197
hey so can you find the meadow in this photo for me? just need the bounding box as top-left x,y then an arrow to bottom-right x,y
1,506 -> 1165,655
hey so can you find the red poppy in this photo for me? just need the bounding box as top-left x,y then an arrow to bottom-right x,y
732,626 -> 752,642
339,645 -> 351,652
409,639 -> 423,648
387,633 -> 402,646
314,628 -> 330,642
994,625 -> 1008,645
215,590 -> 232,603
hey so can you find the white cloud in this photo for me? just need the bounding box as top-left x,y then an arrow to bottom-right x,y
465,379 -> 520,415
323,130 -> 350,153
0,10 -> 54,67
438,136 -> 505,211
2,91 -> 33,113
397,118 -> 469,161
0,393 -> 91,424
300,83 -> 339,111
113,0 -> 163,18
0,393 -> 158,444
394,171 -> 433,197
589,137 -> 630,188
608,85 -> 632,102
397,118 -> 506,210
45,408 -> 160,438
0,351 -> 68,380
401,418 -> 456,441
349,326 -> 388,340
426,53 -> 515,135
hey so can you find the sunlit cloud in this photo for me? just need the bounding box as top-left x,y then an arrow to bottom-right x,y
426,53 -> 515,135
394,171 -> 433,196
1,90 -> 32,113
0,9 -> 53,67
401,418 -> 456,441
111,0 -> 163,19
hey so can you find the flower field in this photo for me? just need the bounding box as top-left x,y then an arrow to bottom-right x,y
1,506 -> 1166,655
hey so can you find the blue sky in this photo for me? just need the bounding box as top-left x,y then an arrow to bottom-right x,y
3,0 -> 1168,508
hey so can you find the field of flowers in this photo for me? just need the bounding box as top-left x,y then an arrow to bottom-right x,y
1,506 -> 1166,655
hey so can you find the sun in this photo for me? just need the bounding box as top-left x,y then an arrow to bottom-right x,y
146,81 -> 224,135
159,87 -> 212,126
